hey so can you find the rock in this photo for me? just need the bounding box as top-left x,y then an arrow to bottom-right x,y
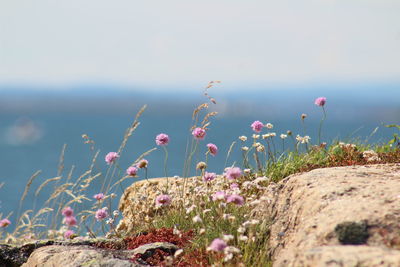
21,245 -> 139,267
252,164 -> 400,266
21,242 -> 178,267
117,176 -> 227,234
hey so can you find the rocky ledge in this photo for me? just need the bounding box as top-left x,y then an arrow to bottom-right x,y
252,163 -> 400,266
2,164 -> 400,266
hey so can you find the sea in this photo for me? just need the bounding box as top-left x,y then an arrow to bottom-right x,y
0,86 -> 399,231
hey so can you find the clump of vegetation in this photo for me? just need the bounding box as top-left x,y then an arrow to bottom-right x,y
0,82 -> 399,266
335,221 -> 369,245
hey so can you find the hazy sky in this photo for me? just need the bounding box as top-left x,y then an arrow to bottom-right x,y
1,0 -> 400,90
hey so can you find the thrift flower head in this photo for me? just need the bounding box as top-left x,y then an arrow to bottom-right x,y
226,194 -> 245,205
224,167 -> 242,180
64,230 -> 75,239
137,159 -> 148,169
156,194 -> 172,206
95,208 -> 109,221
64,216 -> 77,226
192,127 -> 206,140
196,161 -> 207,170
212,191 -> 226,201
203,172 -> 216,182
251,120 -> 264,133
93,193 -> 105,201
0,219 -> 11,228
265,123 -> 273,129
156,133 -> 169,146
207,238 -> 227,252
105,152 -> 119,164
62,206 -> 74,217
207,143 -> 218,156
230,183 -> 239,190
314,97 -> 327,107
126,166 -> 138,176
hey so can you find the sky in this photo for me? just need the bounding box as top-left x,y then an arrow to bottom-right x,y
0,0 -> 400,91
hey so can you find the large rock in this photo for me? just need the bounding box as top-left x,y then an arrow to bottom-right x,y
252,164 -> 400,266
21,242 -> 178,267
117,176 -> 227,234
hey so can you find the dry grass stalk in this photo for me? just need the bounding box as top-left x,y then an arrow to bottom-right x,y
45,183 -> 74,205
18,170 -> 41,213
225,141 -> 237,167
71,170 -> 92,190
63,195 -> 90,207
130,147 -> 157,166
35,176 -> 62,197
57,144 -> 67,176
79,172 -> 102,191
192,103 -> 208,120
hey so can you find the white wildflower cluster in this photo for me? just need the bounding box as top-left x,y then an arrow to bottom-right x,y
296,135 -> 311,144
239,136 -> 247,142
262,132 -> 276,139
363,150 -> 381,162
280,134 -> 288,139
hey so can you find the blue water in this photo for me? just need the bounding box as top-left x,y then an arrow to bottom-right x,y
0,89 -> 399,230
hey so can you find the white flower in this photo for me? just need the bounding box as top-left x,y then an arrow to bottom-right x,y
252,134 -> 260,139
199,228 -> 206,235
265,123 -> 273,129
223,234 -> 234,242
186,205 -> 196,214
113,210 -> 119,217
192,215 -> 203,223
203,209 -> 212,215
256,144 -> 265,152
254,176 -> 269,183
239,136 -> 247,142
237,226 -> 246,234
244,168 -> 251,174
239,235 -> 248,242
224,253 -> 234,262
280,134 -> 287,139
105,218 -> 114,225
241,146 -> 249,151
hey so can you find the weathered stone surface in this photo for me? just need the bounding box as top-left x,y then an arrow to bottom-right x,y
21,245 -> 139,267
21,242 -> 178,267
252,164 -> 400,267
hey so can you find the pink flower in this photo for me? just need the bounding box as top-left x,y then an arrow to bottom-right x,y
105,152 -> 119,164
62,206 -> 74,217
156,133 -> 169,146
0,219 -> 11,228
192,127 -> 206,140
207,143 -> 218,156
230,183 -> 239,190
251,120 -> 264,133
224,167 -> 242,180
126,166 -> 138,176
95,208 -> 109,221
93,193 -> 105,201
314,97 -> 327,107
64,216 -> 77,226
226,194 -> 245,205
136,159 -> 148,169
64,230 -> 75,239
155,194 -> 172,206
212,191 -> 226,201
203,172 -> 216,182
207,238 -> 227,252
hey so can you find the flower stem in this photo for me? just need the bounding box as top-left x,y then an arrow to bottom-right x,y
318,106 -> 327,145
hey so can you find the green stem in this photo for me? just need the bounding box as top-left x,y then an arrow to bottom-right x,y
318,106 -> 327,145
163,146 -> 169,193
